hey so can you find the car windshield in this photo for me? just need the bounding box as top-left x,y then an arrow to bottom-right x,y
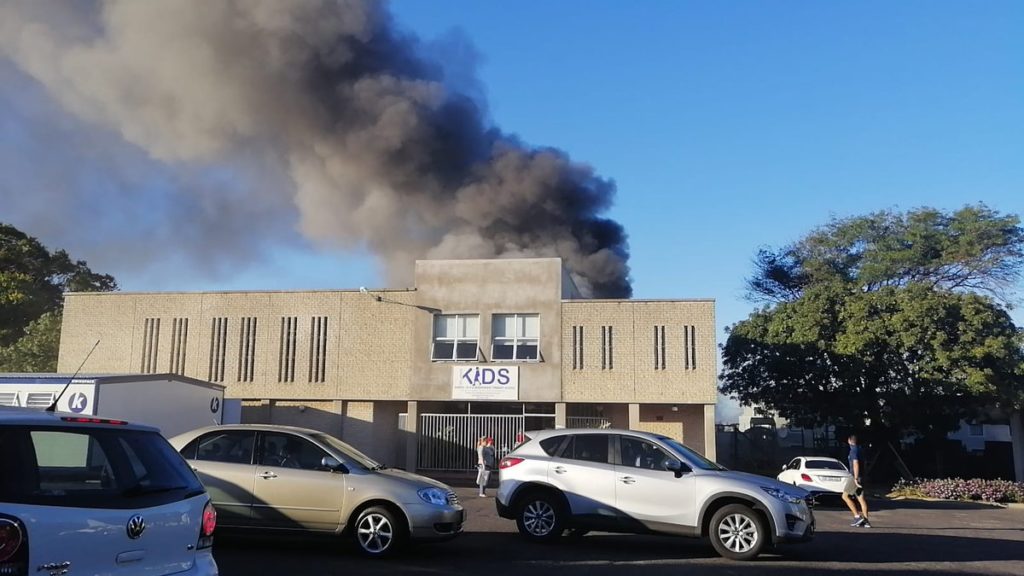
805,459 -> 847,471
311,433 -> 382,471
658,436 -> 726,471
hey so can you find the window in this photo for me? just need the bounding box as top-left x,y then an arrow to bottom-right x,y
601,325 -> 613,370
308,316 -> 328,383
141,317 -> 161,373
540,435 -> 567,456
259,433 -> 330,471
562,434 -> 610,464
169,318 -> 189,375
571,325 -> 584,370
683,325 -> 697,370
182,430 -> 256,464
492,314 -> 540,361
653,325 -> 666,370
432,314 -> 479,361
805,459 -> 847,471
619,436 -> 677,471
208,317 -> 228,382
278,316 -> 298,382
787,458 -> 802,471
237,317 -> 257,382
0,426 -> 202,508
968,423 -> 984,436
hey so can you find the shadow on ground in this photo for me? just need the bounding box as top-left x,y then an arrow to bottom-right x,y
214,526 -> 1024,576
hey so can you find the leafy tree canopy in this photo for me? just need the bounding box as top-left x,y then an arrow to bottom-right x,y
0,223 -> 116,369
723,205 -> 1024,440
748,204 -> 1024,305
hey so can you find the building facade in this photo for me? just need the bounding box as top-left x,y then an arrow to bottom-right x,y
58,258 -> 717,471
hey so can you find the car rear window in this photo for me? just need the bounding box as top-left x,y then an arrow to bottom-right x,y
539,436 -> 565,456
805,459 -> 847,471
0,425 -> 204,509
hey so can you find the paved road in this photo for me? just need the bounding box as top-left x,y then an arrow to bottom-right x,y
213,488 -> 1024,575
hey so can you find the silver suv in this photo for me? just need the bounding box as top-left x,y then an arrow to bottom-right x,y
496,428 -> 814,560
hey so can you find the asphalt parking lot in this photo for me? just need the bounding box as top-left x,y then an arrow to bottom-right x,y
213,487 -> 1024,576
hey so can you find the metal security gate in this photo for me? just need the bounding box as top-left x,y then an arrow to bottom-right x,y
567,416 -> 612,429
417,414 -> 525,472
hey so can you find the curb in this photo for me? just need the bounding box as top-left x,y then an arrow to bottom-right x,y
887,495 -> 1019,509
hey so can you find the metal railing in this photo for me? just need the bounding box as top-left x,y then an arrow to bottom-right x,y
417,413 -> 525,471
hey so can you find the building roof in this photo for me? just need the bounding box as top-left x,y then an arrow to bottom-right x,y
0,373 -> 224,389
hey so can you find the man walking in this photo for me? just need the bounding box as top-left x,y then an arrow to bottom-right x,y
841,434 -> 871,528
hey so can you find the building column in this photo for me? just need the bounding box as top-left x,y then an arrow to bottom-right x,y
555,403 -> 567,429
404,401 -> 419,472
628,403 -> 640,430
704,404 -> 717,462
1011,409 -> 1024,482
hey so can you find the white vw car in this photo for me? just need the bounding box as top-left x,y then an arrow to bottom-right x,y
0,406 -> 218,576
777,457 -> 852,496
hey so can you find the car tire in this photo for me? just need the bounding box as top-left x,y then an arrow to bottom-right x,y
515,491 -> 565,541
352,506 -> 405,558
708,504 -> 767,561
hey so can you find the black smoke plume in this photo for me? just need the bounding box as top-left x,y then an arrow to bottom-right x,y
0,0 -> 631,297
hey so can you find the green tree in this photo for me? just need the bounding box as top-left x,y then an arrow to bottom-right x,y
722,205 -> 1024,444
0,223 -> 116,370
0,311 -> 62,372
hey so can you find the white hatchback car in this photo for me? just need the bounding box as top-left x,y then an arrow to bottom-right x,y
0,407 -> 218,576
777,456 -> 852,496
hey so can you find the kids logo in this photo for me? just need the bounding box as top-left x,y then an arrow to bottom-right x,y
459,367 -> 512,387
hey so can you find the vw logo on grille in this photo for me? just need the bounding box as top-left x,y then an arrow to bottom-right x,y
126,515 -> 146,540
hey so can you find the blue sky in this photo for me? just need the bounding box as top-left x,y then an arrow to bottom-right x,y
385,0 -> 1024,329
3,1 -> 1023,391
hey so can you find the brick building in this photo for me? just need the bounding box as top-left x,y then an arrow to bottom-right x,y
57,258 -> 717,471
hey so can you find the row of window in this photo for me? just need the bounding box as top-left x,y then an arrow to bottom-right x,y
137,315 -> 700,379
431,313 -> 540,362
571,324 -> 699,371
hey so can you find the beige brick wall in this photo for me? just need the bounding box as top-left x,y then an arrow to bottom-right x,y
60,289 -> 414,401
561,300 -> 716,404
637,404 -> 708,455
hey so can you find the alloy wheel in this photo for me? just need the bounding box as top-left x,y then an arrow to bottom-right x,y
717,513 -> 759,554
356,513 -> 394,554
522,500 -> 556,536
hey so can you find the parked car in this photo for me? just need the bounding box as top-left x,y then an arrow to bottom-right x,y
777,456 -> 852,497
0,406 -> 218,576
495,428 -> 814,560
169,424 -> 463,557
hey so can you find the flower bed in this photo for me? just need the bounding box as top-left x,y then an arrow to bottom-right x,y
890,478 -> 1024,503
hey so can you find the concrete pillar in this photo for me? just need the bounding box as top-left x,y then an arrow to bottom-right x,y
333,400 -> 345,437
704,404 -> 717,462
555,403 -> 567,429
628,403 -> 640,430
1011,410 -> 1024,482
404,401 -> 419,472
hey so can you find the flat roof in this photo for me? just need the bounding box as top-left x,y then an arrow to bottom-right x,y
0,373 -> 224,389
64,288 -> 417,297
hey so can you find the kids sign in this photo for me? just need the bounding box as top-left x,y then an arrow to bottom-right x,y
451,366 -> 519,400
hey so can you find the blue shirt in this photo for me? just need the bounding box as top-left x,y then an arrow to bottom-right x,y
848,444 -> 861,474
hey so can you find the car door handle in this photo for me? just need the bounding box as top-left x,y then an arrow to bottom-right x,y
553,466 -> 567,474
619,476 -> 636,485
259,471 -> 278,479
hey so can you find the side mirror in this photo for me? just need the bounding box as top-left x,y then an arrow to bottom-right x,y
664,459 -> 689,478
782,464 -> 788,472
321,456 -> 346,473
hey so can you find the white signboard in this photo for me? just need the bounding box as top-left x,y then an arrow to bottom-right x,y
452,366 -> 519,400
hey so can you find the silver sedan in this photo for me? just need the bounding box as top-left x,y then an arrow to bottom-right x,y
169,424 -> 463,557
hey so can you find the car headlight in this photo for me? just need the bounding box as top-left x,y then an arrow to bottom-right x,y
761,486 -> 804,505
418,487 -> 449,506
